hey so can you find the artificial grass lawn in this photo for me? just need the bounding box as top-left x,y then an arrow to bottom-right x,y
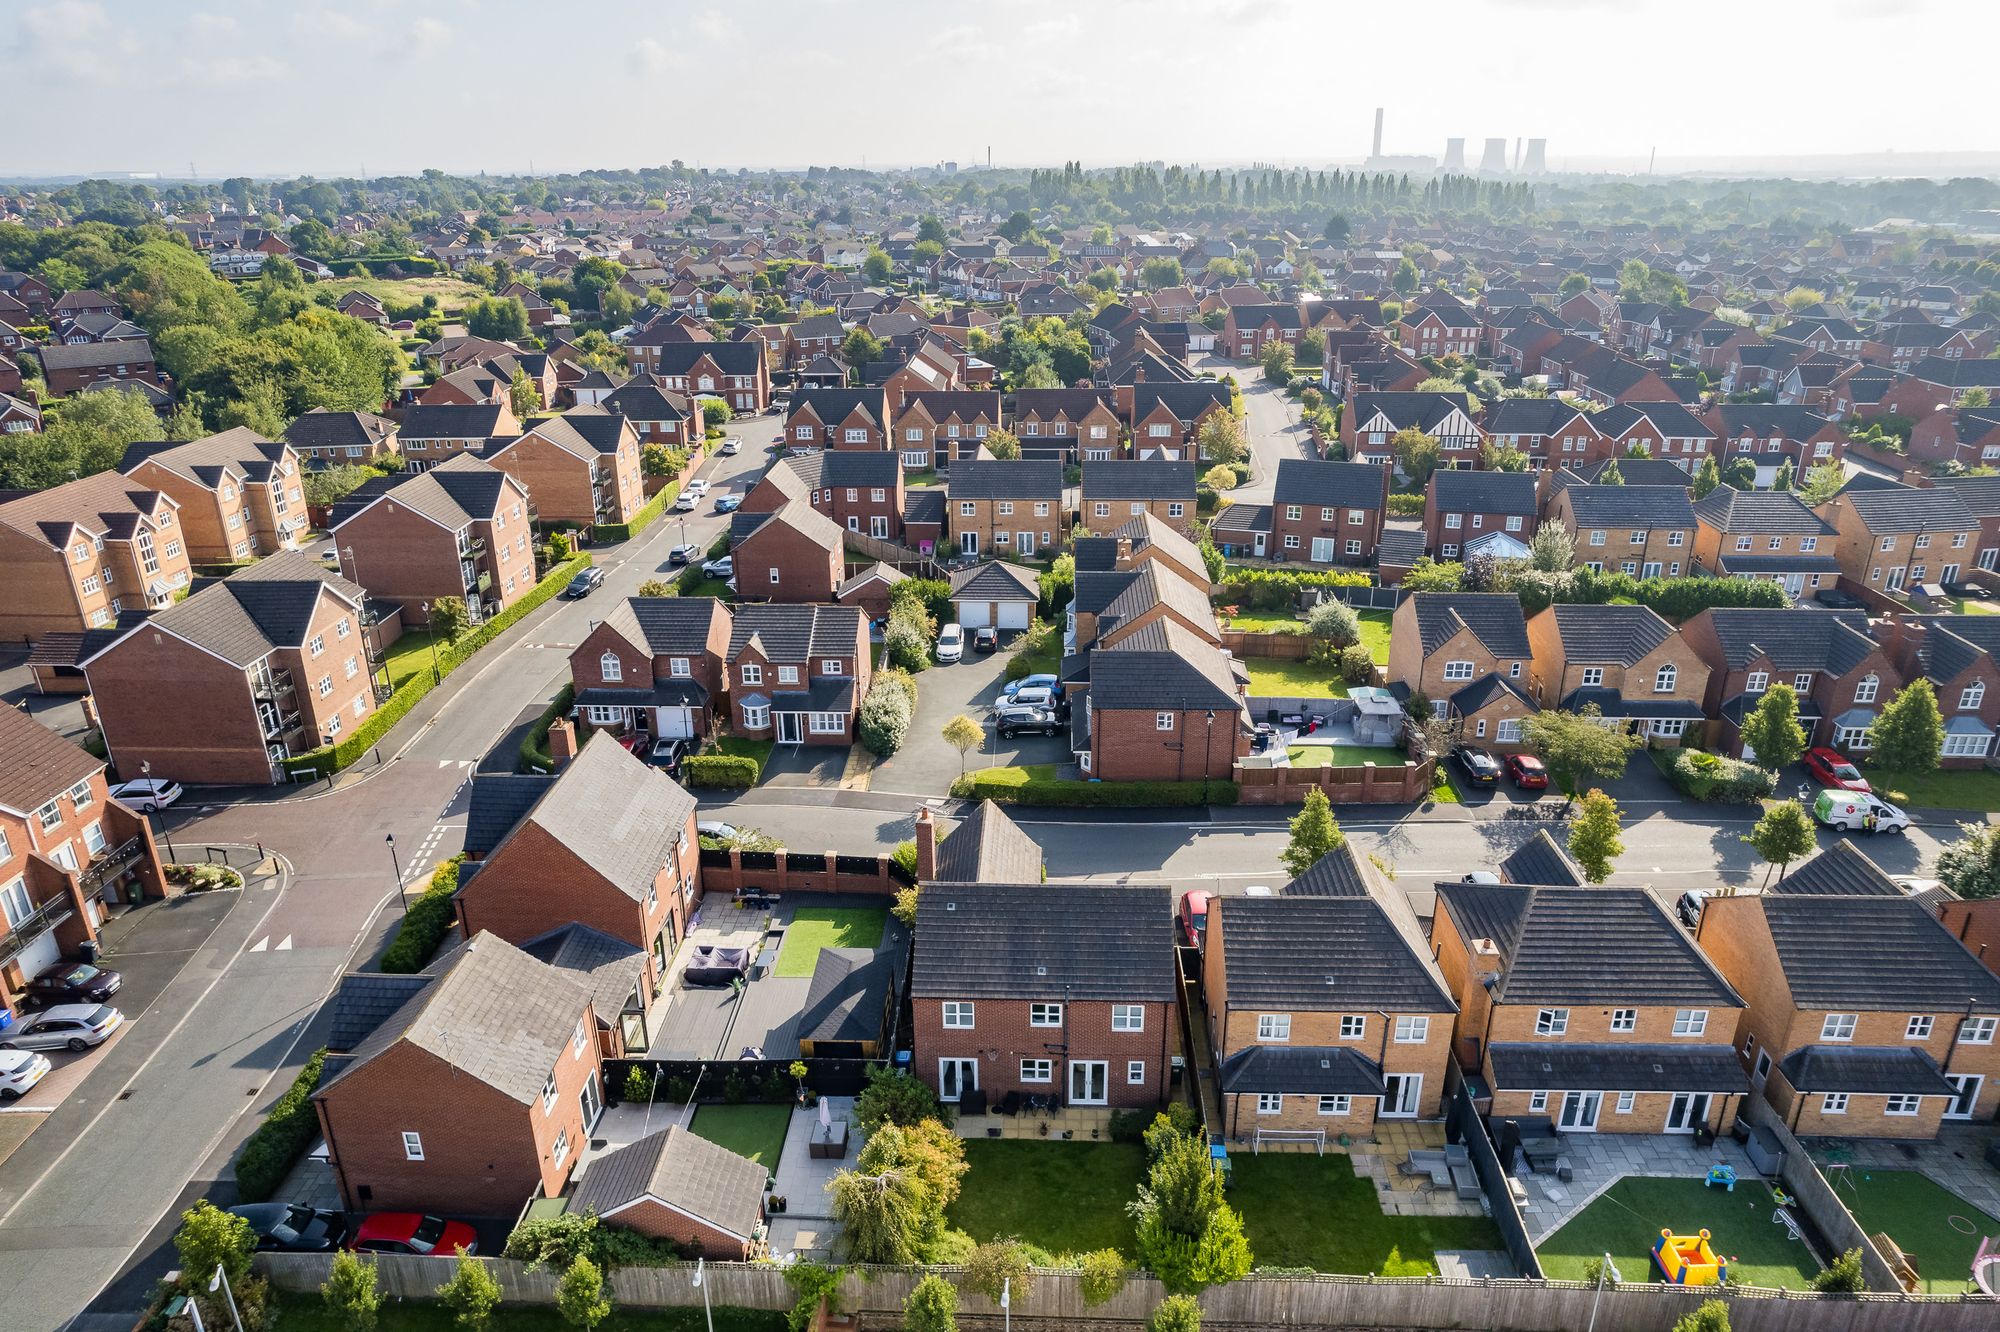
275,1292 -> 783,1332
1286,744 -> 1410,768
1864,763 -> 2000,812
1228,1153 -> 1503,1276
947,1139 -> 1146,1255
689,1102 -> 792,1169
382,630 -> 442,690
773,906 -> 887,977
1244,656 -> 1352,699
1828,1168 -> 2000,1295
1536,1176 -> 1822,1291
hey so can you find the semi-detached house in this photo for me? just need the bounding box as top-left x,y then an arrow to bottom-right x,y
1689,488 -> 1840,598
1550,483 -> 1697,579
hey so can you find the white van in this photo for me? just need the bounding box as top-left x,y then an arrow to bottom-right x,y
1812,789 -> 1910,835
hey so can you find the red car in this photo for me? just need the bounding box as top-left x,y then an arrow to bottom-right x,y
1177,890 -> 1212,947
1803,746 -> 1871,793
1504,754 -> 1549,790
349,1213 -> 478,1257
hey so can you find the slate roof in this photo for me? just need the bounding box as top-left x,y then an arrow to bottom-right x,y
1090,619 -> 1242,711
1272,457 -> 1388,510
799,947 -> 895,1044
1082,460 -> 1195,500
1097,560 -> 1215,639
731,495 -> 844,555
1497,829 -> 1584,886
1132,381 -> 1231,423
0,705 -> 104,820
789,387 -> 888,428
778,450 -> 900,492
949,560 -> 1040,602
521,923 -> 646,1029
107,551 -> 365,669
401,403 -> 510,439
463,774 -> 555,855
1546,602 -> 1675,666
1692,488 -> 1836,536
1594,400 -> 1712,440
600,596 -> 728,656
1449,671 -> 1537,719
932,801 -> 1044,886
1348,391 -> 1473,435
1377,526 -> 1427,568
1566,458 -> 1695,489
1108,512 -> 1207,580
1757,894 -> 2000,1010
1769,841 -> 1902,898
1484,397 -> 1595,438
1434,884 -> 1740,1007
1932,473 -> 2000,519
1488,1043 -> 1748,1093
946,459 -> 1063,501
284,409 -> 398,451
1218,1045 -> 1386,1097
1695,608 -> 1880,674
569,1125 -> 767,1240
331,453 -> 514,531
911,882 -> 1175,1001
1777,1046 -> 1958,1097
1410,592 -> 1532,658
1562,484 -> 1697,528
498,733 -> 697,904
1431,468 -> 1537,516
1837,482 -> 1976,534
727,604 -> 862,664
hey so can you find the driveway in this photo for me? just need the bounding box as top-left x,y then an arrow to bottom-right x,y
871,636 -> 1068,796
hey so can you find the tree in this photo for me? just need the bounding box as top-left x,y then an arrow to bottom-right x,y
841,327 -> 885,371
1128,1130 -> 1253,1293
1736,684 -> 1806,776
982,428 -> 1022,461
1196,412 -> 1245,466
864,248 -> 894,283
1691,456 -> 1722,500
1148,1295 -> 1203,1332
320,1250 -> 381,1332
0,385 -> 166,487
1400,556 -> 1465,593
508,366 -> 539,417
853,1066 -> 945,1134
1281,787 -> 1344,879
1527,523 -> 1575,572
903,1273 -> 958,1332
465,295 -> 529,342
912,238 -> 944,267
1322,214 -> 1352,246
1870,679 -> 1944,773
1560,272 -> 1592,297
961,1239 -> 1033,1304
1391,426 -> 1441,489
828,1158 -> 931,1263
1671,1299 -> 1732,1332
1963,386 -> 1993,409
917,215 -> 949,245
702,399 -> 733,431
1935,822 -> 2000,900
1744,800 -> 1816,887
436,1250 -> 502,1330
175,1201 -> 255,1295
1305,598 -> 1361,656
1481,441 -> 1529,471
1597,457 -> 1626,485
1202,463 -> 1236,492
1392,257 -> 1421,295
1719,457 -> 1758,491
1521,707 -> 1642,807
1078,1249 -> 1128,1306
1260,340 -> 1294,384
1566,789 -> 1625,884
1774,457 -> 1796,491
556,1255 -> 610,1330
1812,1247 -> 1866,1294
428,596 -> 471,643
1800,461 -> 1846,505
943,714 -> 984,774
1142,257 -> 1185,290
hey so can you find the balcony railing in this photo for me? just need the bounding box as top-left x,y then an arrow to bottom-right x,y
0,895 -> 75,970
79,836 -> 143,892
252,668 -> 295,702
261,707 -> 303,740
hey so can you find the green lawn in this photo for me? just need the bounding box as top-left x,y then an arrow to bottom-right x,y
1537,1176 -> 1822,1291
715,735 -> 774,772
1287,744 -> 1410,768
689,1102 -> 791,1170
1429,765 -> 1462,804
1229,1154 -> 1503,1276
773,907 -> 887,977
963,763 -> 1060,790
275,1293 -> 782,1332
947,1139 -> 1146,1255
1830,1169 -> 2000,1295
1953,598 -> 2000,616
1863,763 -> 2000,812
382,630 -> 441,690
678,575 -> 734,601
1222,609 -> 1392,663
1244,656 -> 1351,699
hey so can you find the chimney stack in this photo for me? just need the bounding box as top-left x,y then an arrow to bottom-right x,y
1371,108 -> 1384,160
547,717 -> 578,769
914,806 -> 937,883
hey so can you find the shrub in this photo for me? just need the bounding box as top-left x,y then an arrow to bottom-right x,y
857,681 -> 914,756
783,1262 -> 844,1332
853,1066 -> 946,1134
884,614 -> 932,672
961,1239 -> 1034,1304
1212,566 -> 1372,611
682,754 -> 759,788
1078,1249 -> 1128,1307
556,1255 -> 611,1329
623,1064 -> 656,1103
904,1273 -> 958,1332
1385,492 -> 1426,517
379,855 -> 465,973
592,481 -> 677,542
1148,1295 -> 1203,1332
233,1048 -> 329,1202
1337,643 -> 1375,685
521,684 -> 577,771
1662,747 -> 1775,803
1107,1108 -> 1153,1143
876,666 -> 919,713
1812,1247 -> 1866,1294
951,772 -> 1238,807
436,1250 -> 501,1328
1305,598 -> 1360,652
320,1250 -> 380,1332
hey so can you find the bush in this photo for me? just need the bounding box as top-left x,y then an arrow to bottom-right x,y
1107,1108 -> 1153,1143
884,614 -> 932,672
951,772 -> 1239,807
436,1251 -> 501,1328
320,1250 -> 381,1332
1078,1249 -> 1128,1307
1385,492 -> 1426,517
1337,644 -> 1375,685
1661,747 -> 1775,803
592,481 -> 678,543
380,855 -> 465,973
853,1066 -> 946,1134
857,680 -> 914,757
1213,566 -> 1372,611
1811,1247 -> 1866,1294
233,1048 -> 329,1203
682,754 -> 759,788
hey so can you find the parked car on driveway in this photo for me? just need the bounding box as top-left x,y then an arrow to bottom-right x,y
1676,889 -> 1709,929
562,567 -> 606,599
107,777 -> 181,812
696,820 -> 739,842
647,738 -> 687,773
1177,890 -> 1212,947
701,555 -> 734,578
993,701 -> 1060,738
1802,746 -> 1870,792
1504,754 -> 1549,790
22,962 -> 121,1009
1813,789 -> 1909,834
0,1050 -> 51,1100
1010,685 -> 1069,720
935,624 -> 964,663
1454,747 -> 1501,787
229,1203 -> 348,1252
0,1003 -> 123,1052
667,544 -> 701,565
1001,674 -> 1064,701
349,1212 -> 478,1257
973,627 -> 999,653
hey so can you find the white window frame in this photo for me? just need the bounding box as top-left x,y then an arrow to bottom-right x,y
402,1131 -> 425,1161
1339,1015 -> 1366,1040
1020,1058 -> 1053,1083
1536,1008 -> 1568,1036
1673,1009 -> 1708,1037
1127,1060 -> 1146,1085
942,1001 -> 974,1029
1394,1016 -> 1429,1044
1610,1008 -> 1636,1033
1256,1093 -> 1283,1115
1112,1005 -> 1144,1032
1906,1015 -> 1934,1040
1257,1013 -> 1291,1042
1821,1013 -> 1857,1041
1884,1095 -> 1922,1116
1029,1002 -> 1063,1028
1821,1092 -> 1848,1115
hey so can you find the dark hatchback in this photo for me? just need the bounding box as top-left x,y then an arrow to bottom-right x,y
228,1203 -> 349,1252
1454,746 -> 1502,787
23,962 -> 121,1009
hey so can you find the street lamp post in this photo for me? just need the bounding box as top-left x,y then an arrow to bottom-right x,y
692,1257 -> 713,1332
418,602 -> 443,684
138,761 -> 179,862
385,832 -> 408,912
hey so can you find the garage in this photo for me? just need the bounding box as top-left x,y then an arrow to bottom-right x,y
948,561 -> 1041,634
11,924 -> 61,986
997,600 -> 1032,630
957,600 -> 991,629
654,705 -> 696,740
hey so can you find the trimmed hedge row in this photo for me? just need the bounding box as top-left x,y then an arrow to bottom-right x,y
592,479 -> 679,543
1214,566 -> 1373,611
233,1048 -> 328,1203
282,555 -> 592,778
950,773 -> 1239,807
682,754 -> 759,789
1658,746 -> 1776,803
519,683 -> 577,773
380,856 -> 465,973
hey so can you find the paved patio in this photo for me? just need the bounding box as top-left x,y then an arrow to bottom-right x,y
952,1104 -> 1115,1141
1225,1119 -> 1488,1219
1518,1132 -> 1761,1240
766,1095 -> 864,1261
1808,1122 -> 2000,1220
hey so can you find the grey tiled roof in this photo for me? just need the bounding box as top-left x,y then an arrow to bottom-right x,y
464,774 -> 555,855
1214,869 -> 1454,1013
799,947 -> 895,1043
503,733 -> 697,904
521,923 -> 645,1028
1098,560 -> 1213,639
932,801 -> 1043,885
1838,483 -> 1976,534
1546,603 -> 1674,667
1564,484 -> 1696,528
727,604 -> 862,663
1377,526 -> 1426,567
1695,608 -> 1879,674
1449,671 -> 1537,718
570,1125 -> 767,1239
602,595 -> 728,656
402,403 -> 509,439
1272,458 -> 1386,509
911,882 -> 1175,1001
1769,841 -> 1901,898
1758,894 -> 2000,1010
1566,457 -> 1695,489
1090,619 -> 1242,711
325,972 -> 432,1051
1082,460 -> 1195,500
947,460 -> 1063,501
949,560 -> 1040,602
1777,1045 -> 1957,1096
1218,1045 -> 1386,1097
1488,1043 -> 1747,1093
1434,884 -> 1740,1007
1431,469 -> 1536,515
1692,488 -> 1836,536
134,551 -> 367,668
1498,830 -> 1584,886
1410,592 -> 1531,658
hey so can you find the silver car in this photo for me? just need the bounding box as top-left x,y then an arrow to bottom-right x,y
0,1003 -> 123,1052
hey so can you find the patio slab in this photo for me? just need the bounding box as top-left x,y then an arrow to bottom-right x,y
1520,1132 -> 1761,1241
772,1096 -> 863,1221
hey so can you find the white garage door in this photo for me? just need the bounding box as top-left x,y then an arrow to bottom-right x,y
957,600 -> 991,629
656,706 -> 695,740
998,601 -> 1032,630
13,924 -> 60,982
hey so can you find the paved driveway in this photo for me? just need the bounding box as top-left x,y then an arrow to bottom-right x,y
871,636 -> 1068,797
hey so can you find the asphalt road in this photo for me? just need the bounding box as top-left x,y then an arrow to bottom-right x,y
1214,352 -> 1313,505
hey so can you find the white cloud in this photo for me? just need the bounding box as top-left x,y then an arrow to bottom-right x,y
626,36 -> 677,77
411,17 -> 450,48
692,9 -> 735,41
15,0 -> 121,80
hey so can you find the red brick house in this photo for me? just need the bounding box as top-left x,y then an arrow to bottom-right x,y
486,408 -> 644,529
1398,296 -> 1480,359
625,341 -> 768,413
119,428 -> 308,564
1267,458 -> 1390,566
1702,404 -> 1847,478
725,604 -> 870,745
893,389 -> 1002,470
1339,391 -> 1482,468
328,454 -> 536,624
33,338 -> 161,397
1425,468 -> 1537,560
1130,382 -> 1233,460
1076,619 -> 1247,780
568,1126 -> 768,1258
783,387 -> 892,452
1590,401 -> 1717,475
1680,607 -> 1901,758
398,403 -> 519,470
729,497 -> 845,604
599,376 -> 696,450
1876,614 -> 2000,766
1482,398 -> 1615,472
743,451 -> 905,543
1009,389 -> 1121,464
1222,303 -> 1302,360
569,596 -> 733,742
283,409 -> 399,466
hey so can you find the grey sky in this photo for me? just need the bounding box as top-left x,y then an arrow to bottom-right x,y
3,0 -> 1986,179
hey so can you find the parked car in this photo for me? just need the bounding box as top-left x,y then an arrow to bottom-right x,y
696,820 -> 739,842
1675,889 -> 1709,929
973,627 -> 999,653
1009,685 -> 1069,719
1812,789 -> 1910,835
0,1050 -> 51,1101
714,495 -> 742,513
1001,674 -> 1064,701
993,701 -> 1060,738
936,624 -> 964,663
719,439 -> 741,456
562,567 -> 606,599
647,738 -> 687,773
1454,747 -> 1501,787
701,555 -> 734,578
1504,754 -> 1549,790
685,478 -> 710,497
1177,890 -> 1212,947
1802,746 -> 1870,792
1461,872 -> 1501,884
108,778 -> 181,812
672,492 -> 700,511
228,1203 -> 348,1252
666,544 -> 701,565
22,962 -> 122,1009
349,1213 -> 478,1257
0,1003 -> 123,1052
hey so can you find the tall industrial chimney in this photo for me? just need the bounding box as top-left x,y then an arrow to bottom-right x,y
1372,108 -> 1384,160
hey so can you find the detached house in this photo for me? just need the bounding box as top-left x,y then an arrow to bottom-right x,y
34,338 -> 160,397
599,376 -> 696,449
895,389 -> 1002,469
1680,608 -> 1900,759
729,497 -> 845,604
120,428 -> 307,564
1815,482 -> 1980,600
1075,619 -> 1246,781
725,604 -> 870,745
1129,382 -> 1233,460
1689,488 -> 1840,598
1878,614 -> 2000,766
1483,398 -> 1613,472
1525,603 -> 1709,741
329,454 -> 537,625
1340,392 -> 1483,468
946,459 -> 1066,559
1010,389 -> 1121,464
1550,483 -> 1697,579
783,387 -> 892,452
1081,460 -> 1197,538
1222,303 -> 1302,360
626,340 -> 768,413
744,451 -> 905,543
1425,469 -> 1537,560
1387,592 -> 1535,745
1398,298 -> 1480,359
1265,458 -> 1390,567
569,597 -> 733,742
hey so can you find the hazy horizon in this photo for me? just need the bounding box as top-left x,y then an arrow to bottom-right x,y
5,0 -> 1993,181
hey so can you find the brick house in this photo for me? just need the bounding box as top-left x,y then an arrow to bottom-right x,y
1398,298 -> 1481,359
0,706 -> 165,1019
893,389 -> 1002,469
743,451 -> 904,543
1431,883 -> 1747,1136
1130,382 -> 1233,460
1387,593 -> 1536,746
1702,404 -> 1847,477
0,472 -> 193,640
568,1126 -> 767,1258
33,338 -> 161,397
1697,865 -> 2000,1139
1072,513 -> 1210,591
1679,607 -> 1900,759
1339,391 -> 1483,469
314,933 -> 605,1216
328,454 -> 536,624
398,403 -> 519,471
626,342 -> 768,413
1525,603 -> 1710,741
725,604 -> 870,745
1009,389 -> 1121,464
1875,614 -> 2000,766
1907,407 -> 2000,472
783,387 -> 892,452
784,313 -> 845,368
1070,559 -> 1218,656
119,428 -> 308,564
599,376 -> 696,450
912,881 -> 1176,1111
1482,399 -> 1613,472
84,554 -> 379,785
569,596 -> 733,742
486,408 -> 644,530
1550,483 -> 1697,579
283,409 -> 400,467
1815,481 -> 1980,601
1589,401 -> 1717,475
945,459 -> 1066,559
1425,469 -> 1537,560
1081,460 -> 1197,538
1688,488 -> 1840,598
1221,303 -> 1302,360
1075,619 -> 1247,781
455,732 -> 701,997
1202,847 -> 1456,1140
1263,458 -> 1390,566
729,498 -> 845,604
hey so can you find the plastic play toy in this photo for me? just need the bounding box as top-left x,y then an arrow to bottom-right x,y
1653,1228 -> 1728,1285
1975,1235 -> 1999,1296
1704,1163 -> 1737,1192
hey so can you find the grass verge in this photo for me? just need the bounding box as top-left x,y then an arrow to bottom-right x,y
1863,763 -> 2000,812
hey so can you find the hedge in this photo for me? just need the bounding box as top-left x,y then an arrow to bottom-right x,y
592,479 -> 679,543
1514,567 -> 1789,619
520,683 -> 577,773
282,555 -> 593,778
1214,566 -> 1373,611
1657,746 -> 1776,803
380,856 -> 466,973
950,772 -> 1239,807
682,754 -> 759,788
233,1047 -> 328,1203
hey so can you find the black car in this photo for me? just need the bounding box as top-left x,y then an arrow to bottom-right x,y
227,1203 -> 348,1252
562,567 -> 605,599
22,962 -> 121,1009
1454,746 -> 1502,787
973,627 -> 999,653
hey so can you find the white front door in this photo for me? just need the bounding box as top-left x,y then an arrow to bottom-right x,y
1945,1075 -> 1983,1121
1380,1073 -> 1422,1118
1666,1092 -> 1710,1134
1069,1060 -> 1108,1106
938,1058 -> 978,1103
579,1072 -> 603,1131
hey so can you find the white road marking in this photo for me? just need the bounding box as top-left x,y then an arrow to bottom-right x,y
247,937 -> 267,952
275,935 -> 293,951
